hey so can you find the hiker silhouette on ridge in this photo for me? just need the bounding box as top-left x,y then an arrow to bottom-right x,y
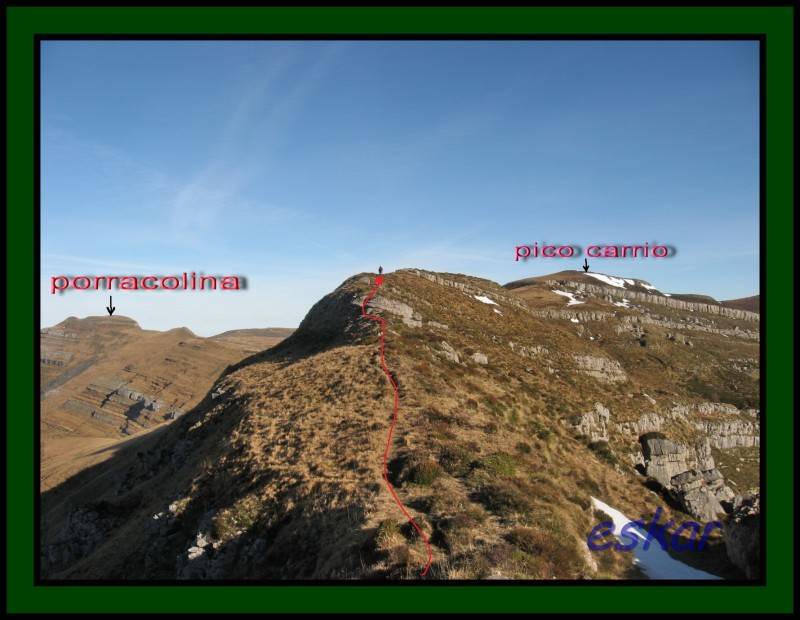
378,266 -> 383,275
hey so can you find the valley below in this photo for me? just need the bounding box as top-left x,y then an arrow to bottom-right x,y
39,317 -> 292,490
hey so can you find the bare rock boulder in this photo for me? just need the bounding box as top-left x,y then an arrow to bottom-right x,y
725,493 -> 760,579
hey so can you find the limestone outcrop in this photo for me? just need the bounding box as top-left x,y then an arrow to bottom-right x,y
573,355 -> 627,384
544,279 -> 759,321
569,402 -> 611,442
639,435 -> 734,521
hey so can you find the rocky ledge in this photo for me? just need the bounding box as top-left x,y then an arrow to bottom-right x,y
725,493 -> 761,579
638,434 -> 735,522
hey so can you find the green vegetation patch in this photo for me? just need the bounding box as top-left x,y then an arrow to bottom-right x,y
588,440 -> 618,466
211,496 -> 262,540
479,451 -> 518,477
434,509 -> 486,551
515,441 -> 532,454
375,519 -> 402,547
409,460 -> 444,486
474,479 -> 534,517
438,444 -> 475,477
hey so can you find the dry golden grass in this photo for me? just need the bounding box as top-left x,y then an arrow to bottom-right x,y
39,317 -> 292,490
40,268 -> 758,580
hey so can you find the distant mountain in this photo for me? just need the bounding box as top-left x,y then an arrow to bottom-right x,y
721,295 -> 760,314
505,269 -> 658,291
41,269 -> 760,581
211,328 -> 295,353
39,316 -> 292,490
506,271 -> 758,322
505,269 -> 665,296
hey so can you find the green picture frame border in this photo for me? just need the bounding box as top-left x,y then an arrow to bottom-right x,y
6,5 -> 794,614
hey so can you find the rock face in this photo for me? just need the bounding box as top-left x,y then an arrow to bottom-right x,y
616,402 -> 761,451
636,412 -> 663,434
618,314 -> 759,341
544,279 -> 760,321
369,295 -> 423,328
508,341 -> 548,358
529,309 -> 615,322
573,355 -> 627,384
117,386 -> 162,411
697,402 -> 739,415
617,411 -> 663,436
695,418 -> 760,449
570,403 -> 611,442
41,500 -> 132,575
725,494 -> 761,579
641,437 -> 697,487
470,351 -> 489,365
286,275 -> 378,349
669,469 -> 733,522
438,341 -> 460,363
694,437 -> 717,472
639,436 -> 734,521
680,403 -> 760,449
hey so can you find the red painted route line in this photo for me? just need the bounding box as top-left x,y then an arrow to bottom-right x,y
361,274 -> 433,577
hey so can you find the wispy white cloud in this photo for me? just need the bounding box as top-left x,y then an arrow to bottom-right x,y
43,43 -> 345,255
162,43 -> 345,247
165,163 -> 252,247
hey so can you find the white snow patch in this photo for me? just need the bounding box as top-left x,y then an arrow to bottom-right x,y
552,289 -> 585,306
663,293 -> 672,297
589,497 -> 721,580
493,308 -> 503,315
624,278 -> 636,286
585,272 -> 628,288
570,318 -> 580,323
641,283 -> 657,291
613,298 -> 631,308
474,295 -> 498,306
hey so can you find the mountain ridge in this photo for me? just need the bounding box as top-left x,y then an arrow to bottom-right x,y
721,295 -> 760,314
505,270 -> 758,317
40,267 -> 760,581
505,270 -> 758,322
39,316 -> 293,491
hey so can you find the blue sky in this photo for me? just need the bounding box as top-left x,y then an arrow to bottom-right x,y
41,40 -> 759,335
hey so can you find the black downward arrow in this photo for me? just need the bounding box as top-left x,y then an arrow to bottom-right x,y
106,295 -> 116,316
583,258 -> 590,273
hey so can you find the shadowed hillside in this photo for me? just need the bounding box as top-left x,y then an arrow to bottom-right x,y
40,316 -> 293,491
